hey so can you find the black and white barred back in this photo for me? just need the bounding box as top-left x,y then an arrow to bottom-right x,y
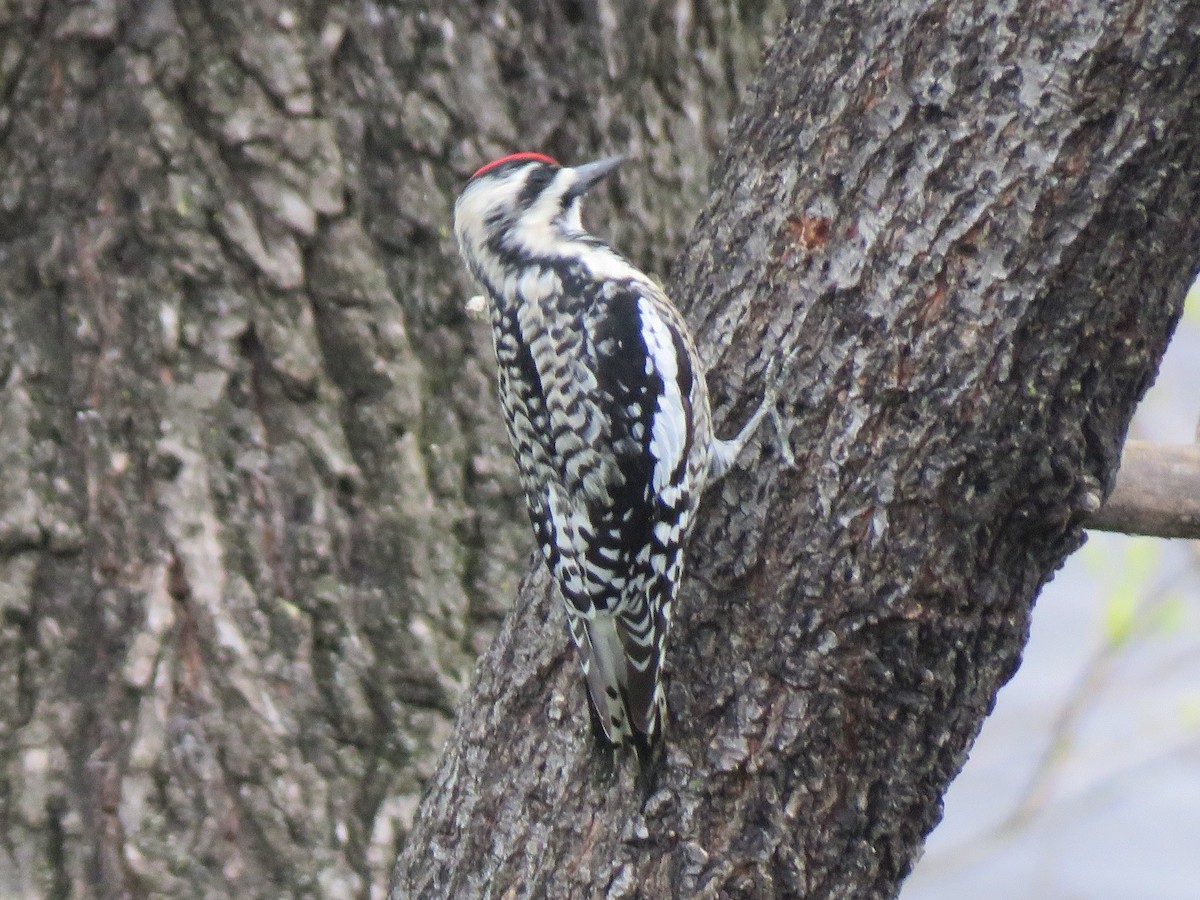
454,153 -> 764,761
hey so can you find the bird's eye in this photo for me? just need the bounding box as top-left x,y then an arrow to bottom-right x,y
519,167 -> 556,208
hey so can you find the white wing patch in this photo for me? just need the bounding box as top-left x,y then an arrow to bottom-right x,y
637,298 -> 687,491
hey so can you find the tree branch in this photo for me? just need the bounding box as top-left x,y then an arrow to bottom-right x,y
1088,441 -> 1200,539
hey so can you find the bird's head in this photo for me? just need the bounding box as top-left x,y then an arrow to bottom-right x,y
454,153 -> 623,263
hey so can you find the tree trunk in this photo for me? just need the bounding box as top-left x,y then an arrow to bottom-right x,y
0,1 -> 780,897
391,1 -> 1200,897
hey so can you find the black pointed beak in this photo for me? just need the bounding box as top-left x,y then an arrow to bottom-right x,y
567,155 -> 624,200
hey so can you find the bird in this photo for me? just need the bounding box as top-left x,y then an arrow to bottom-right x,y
454,152 -> 787,765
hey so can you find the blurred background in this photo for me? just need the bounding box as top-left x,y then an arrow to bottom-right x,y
905,279 -> 1200,899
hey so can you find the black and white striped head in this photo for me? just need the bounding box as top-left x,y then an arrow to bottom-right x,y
454,153 -> 623,266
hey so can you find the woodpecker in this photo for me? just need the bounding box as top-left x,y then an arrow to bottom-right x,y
454,152 -> 784,764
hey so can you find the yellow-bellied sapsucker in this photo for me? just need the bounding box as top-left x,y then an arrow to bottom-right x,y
454,153 -> 783,764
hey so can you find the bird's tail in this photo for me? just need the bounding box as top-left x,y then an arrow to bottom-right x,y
569,611 -> 667,769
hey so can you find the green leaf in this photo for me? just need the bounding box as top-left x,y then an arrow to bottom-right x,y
1146,593 -> 1189,636
1100,538 -> 1161,646
1179,695 -> 1200,730
1185,273 -> 1200,322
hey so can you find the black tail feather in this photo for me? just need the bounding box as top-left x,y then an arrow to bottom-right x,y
582,675 -> 666,782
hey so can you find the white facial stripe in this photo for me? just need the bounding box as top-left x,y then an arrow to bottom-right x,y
453,165 -> 528,244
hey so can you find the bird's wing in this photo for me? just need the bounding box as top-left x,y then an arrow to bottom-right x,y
537,280 -> 701,751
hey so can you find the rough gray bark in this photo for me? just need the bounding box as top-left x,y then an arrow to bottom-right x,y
392,1 -> 1200,898
0,1 -> 782,897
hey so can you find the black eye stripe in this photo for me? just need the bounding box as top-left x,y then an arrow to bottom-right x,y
518,167 -> 556,208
